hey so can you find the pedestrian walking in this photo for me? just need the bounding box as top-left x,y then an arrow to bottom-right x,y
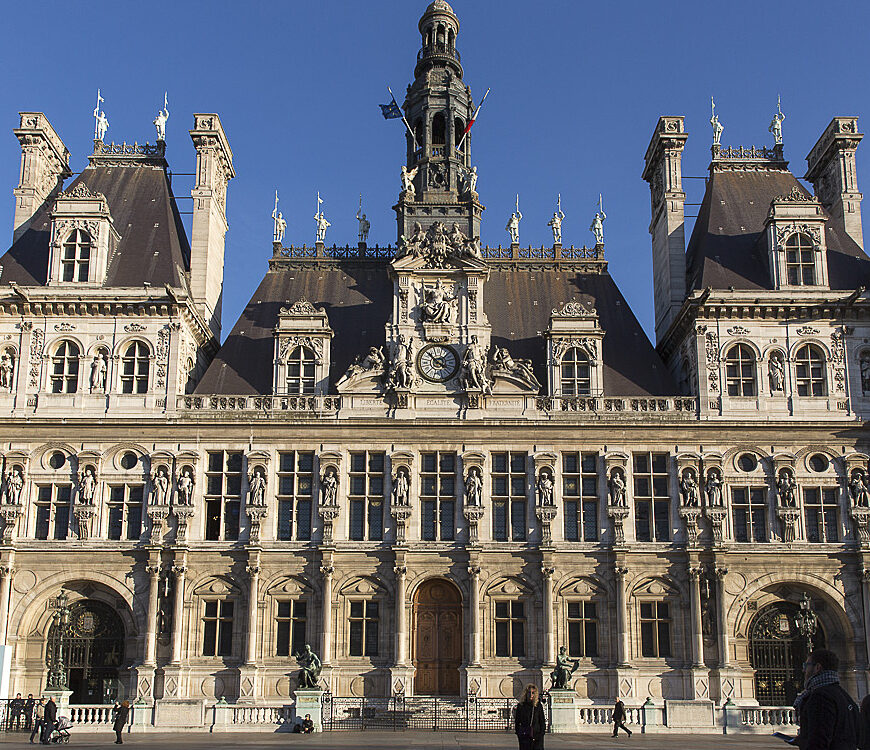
794,648 -> 859,750
612,698 -> 632,737
28,698 -> 44,744
112,700 -> 129,744
41,697 -> 56,745
514,684 -> 546,750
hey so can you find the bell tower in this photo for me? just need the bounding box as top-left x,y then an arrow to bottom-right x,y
394,1 -> 484,242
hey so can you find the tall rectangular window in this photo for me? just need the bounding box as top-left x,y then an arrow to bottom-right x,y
803,487 -> 839,543
492,452 -> 527,541
563,452 -> 598,541
205,451 -> 242,541
349,452 -> 385,541
34,485 -> 72,540
202,600 -> 234,657
731,487 -> 768,542
494,601 -> 525,657
349,601 -> 379,656
420,452 -> 456,541
276,452 -> 314,541
107,484 -> 143,540
640,601 -> 671,658
567,601 -> 598,657
633,452 -> 670,542
276,600 -> 307,657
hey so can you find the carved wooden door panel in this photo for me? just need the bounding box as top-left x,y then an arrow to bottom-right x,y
413,580 -> 462,695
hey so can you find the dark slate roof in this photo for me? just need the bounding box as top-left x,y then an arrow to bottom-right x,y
195,262 -> 677,397
0,165 -> 190,289
686,168 -> 870,292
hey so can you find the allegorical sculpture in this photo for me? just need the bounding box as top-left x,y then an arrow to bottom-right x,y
421,279 -> 455,323
460,336 -> 491,393
272,191 -> 286,243
491,346 -> 540,390
0,350 -> 14,391
769,96 -> 786,146
294,644 -> 322,690
400,165 -> 419,200
462,165 -> 478,195
387,335 -> 414,389
710,97 -> 724,146
153,93 -> 170,141
506,195 -> 522,245
396,221 -> 481,267
768,353 -> 785,393
550,646 -> 579,690
547,195 -> 565,244
90,351 -> 107,392
680,468 -> 699,507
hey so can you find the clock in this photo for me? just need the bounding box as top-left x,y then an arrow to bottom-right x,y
417,344 -> 459,383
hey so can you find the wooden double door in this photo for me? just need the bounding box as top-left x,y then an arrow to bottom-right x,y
413,579 -> 462,695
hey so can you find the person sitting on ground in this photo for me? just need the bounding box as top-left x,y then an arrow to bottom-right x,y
301,713 -> 314,733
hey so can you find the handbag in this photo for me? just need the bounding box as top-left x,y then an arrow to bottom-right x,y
517,723 -> 533,740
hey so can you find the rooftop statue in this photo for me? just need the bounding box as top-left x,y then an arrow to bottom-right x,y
506,194 -> 522,244
93,89 -> 109,141
272,191 -> 286,243
769,96 -> 786,146
153,93 -> 170,141
314,192 -> 330,243
547,194 -> 565,244
357,195 -> 370,243
710,97 -> 724,146
590,195 -> 606,246
400,165 -> 419,200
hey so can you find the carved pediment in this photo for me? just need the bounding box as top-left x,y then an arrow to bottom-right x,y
393,221 -> 487,270
338,576 -> 384,596
192,576 -> 240,597
485,576 -> 532,597
558,576 -> 606,597
631,576 -> 680,597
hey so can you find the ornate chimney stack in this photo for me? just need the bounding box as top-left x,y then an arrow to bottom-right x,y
189,114 -> 234,339
805,117 -> 863,250
642,116 -> 688,342
12,113 -> 72,244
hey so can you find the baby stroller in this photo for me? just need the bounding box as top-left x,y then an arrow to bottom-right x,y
48,716 -> 72,744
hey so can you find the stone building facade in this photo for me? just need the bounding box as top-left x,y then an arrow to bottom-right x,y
0,0 -> 869,731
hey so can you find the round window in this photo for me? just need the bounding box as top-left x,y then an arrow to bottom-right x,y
737,453 -> 758,472
48,451 -> 66,470
809,454 -> 829,473
120,452 -> 138,470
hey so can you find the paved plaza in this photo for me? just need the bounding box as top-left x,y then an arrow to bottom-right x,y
0,730 -> 787,749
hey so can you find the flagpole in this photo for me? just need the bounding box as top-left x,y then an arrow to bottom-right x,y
457,87 -> 490,151
388,87 -> 419,150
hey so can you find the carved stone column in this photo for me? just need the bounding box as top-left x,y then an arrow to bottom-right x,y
715,567 -> 730,667
862,569 -> 870,667
468,565 -> 481,666
688,566 -> 705,668
542,566 -> 555,667
320,564 -> 334,665
245,561 -> 260,665
0,564 -> 13,645
615,565 -> 629,667
143,564 -> 161,665
170,559 -> 187,664
394,565 -> 408,666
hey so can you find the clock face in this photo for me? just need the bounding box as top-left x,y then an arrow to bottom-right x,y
417,344 -> 459,383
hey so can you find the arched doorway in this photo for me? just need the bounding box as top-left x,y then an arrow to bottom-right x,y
749,601 -> 825,706
413,579 -> 462,695
46,600 -> 125,704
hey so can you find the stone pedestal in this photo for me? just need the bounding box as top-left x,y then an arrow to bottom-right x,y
388,665 -> 415,697
679,506 -> 702,545
547,689 -> 578,733
463,506 -> 484,544
461,665 -> 485,698
608,505 -> 630,545
777,507 -> 801,542
131,700 -> 153,730
850,506 -> 870,546
293,689 -> 324,732
705,506 -> 728,544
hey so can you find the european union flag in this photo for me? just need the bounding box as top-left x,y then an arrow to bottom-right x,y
380,101 -> 402,119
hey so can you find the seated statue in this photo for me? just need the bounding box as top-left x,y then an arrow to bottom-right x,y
550,646 -> 579,690
294,644 -> 322,690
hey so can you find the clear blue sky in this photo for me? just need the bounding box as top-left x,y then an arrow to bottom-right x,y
2,1 -> 869,342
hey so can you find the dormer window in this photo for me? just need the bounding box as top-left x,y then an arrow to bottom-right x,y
50,341 -> 80,393
785,233 -> 815,286
61,229 -> 91,282
560,348 -> 591,396
286,346 -> 316,395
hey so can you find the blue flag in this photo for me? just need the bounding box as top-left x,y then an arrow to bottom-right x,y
380,101 -> 402,119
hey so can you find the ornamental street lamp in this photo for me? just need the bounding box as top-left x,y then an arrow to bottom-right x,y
46,590 -> 71,690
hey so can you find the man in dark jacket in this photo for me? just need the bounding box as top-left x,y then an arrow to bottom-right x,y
795,649 -> 859,750
612,698 -> 632,737
40,697 -> 56,745
23,695 -> 35,731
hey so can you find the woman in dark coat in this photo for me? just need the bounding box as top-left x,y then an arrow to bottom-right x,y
515,684 -> 546,750
112,700 -> 129,744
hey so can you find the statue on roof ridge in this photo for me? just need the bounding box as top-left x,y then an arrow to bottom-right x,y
590,195 -> 606,246
506,194 -> 522,245
93,89 -> 109,141
710,97 -> 724,146
769,96 -> 785,146
153,93 -> 170,142
548,195 -> 565,244
272,191 -> 286,243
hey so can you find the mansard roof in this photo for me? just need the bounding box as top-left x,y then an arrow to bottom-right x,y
195,257 -> 677,397
686,157 -> 870,293
0,154 -> 190,289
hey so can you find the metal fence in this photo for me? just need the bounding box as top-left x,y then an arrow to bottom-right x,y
321,693 -> 550,732
0,699 -> 36,732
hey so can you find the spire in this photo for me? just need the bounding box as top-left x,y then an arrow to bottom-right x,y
395,3 -> 484,243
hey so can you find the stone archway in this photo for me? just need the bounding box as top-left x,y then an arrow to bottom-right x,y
46,599 -> 126,704
749,601 -> 825,706
412,579 -> 462,695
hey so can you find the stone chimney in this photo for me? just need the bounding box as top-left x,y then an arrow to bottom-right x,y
642,116 -> 688,342
189,114 -> 234,339
12,113 -> 72,244
805,117 -> 863,250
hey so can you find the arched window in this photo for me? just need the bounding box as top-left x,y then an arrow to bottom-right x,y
454,118 -> 465,149
447,28 -> 455,50
785,233 -> 815,286
794,344 -> 826,396
432,113 -> 446,146
725,344 -> 756,396
50,341 -> 80,393
560,347 -> 591,396
120,341 -> 150,394
61,229 -> 91,282
286,347 -> 316,395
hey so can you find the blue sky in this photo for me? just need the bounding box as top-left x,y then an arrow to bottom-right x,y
2,1 -> 869,342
